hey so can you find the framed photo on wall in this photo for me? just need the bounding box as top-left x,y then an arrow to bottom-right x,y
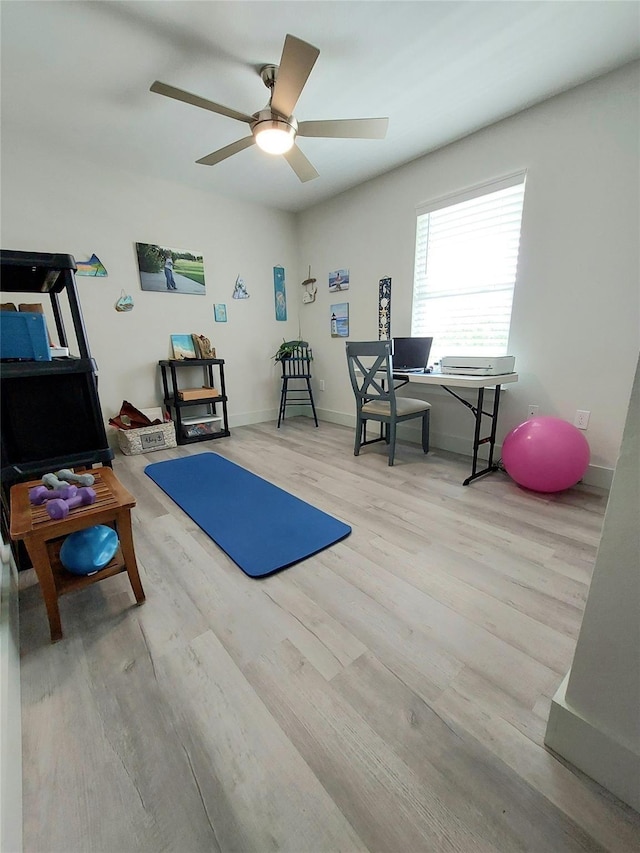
214,303 -> 227,322
136,243 -> 206,295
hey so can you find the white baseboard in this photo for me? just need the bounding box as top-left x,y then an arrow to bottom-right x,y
228,408 -> 280,427
313,407 -> 354,428
545,673 -> 640,812
577,464 -> 614,490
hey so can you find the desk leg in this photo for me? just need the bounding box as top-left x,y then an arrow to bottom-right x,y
463,385 -> 503,486
469,387 -> 485,479
24,537 -> 63,643
486,386 -> 501,470
116,510 -> 146,605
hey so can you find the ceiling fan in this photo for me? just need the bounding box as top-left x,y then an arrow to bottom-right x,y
150,34 -> 389,183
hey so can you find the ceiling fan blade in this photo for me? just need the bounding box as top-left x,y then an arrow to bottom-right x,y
150,81 -> 254,124
283,144 -> 319,183
298,118 -> 389,139
270,35 -> 319,118
196,136 -> 255,166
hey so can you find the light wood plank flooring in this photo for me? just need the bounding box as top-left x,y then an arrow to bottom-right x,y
18,420 -> 640,852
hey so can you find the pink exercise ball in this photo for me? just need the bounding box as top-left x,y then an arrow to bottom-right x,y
502,416 -> 590,493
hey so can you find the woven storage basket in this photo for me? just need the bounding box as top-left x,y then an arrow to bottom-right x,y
117,421 -> 176,456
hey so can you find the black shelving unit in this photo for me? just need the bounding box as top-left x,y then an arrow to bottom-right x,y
159,359 -> 230,445
1,250 -> 113,568
1,250 -> 113,485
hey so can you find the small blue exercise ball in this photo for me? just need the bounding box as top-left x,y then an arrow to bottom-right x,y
60,525 -> 119,575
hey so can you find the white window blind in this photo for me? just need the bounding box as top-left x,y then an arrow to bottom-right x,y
412,174 -> 526,366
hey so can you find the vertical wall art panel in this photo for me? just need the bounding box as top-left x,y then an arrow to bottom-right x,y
274,266 -> 287,321
379,276 -> 391,339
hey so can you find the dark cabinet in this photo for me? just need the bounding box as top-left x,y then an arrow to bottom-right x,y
1,250 -> 113,486
1,250 -> 113,569
159,359 -> 231,445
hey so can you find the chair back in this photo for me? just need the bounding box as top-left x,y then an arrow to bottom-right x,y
345,340 -> 396,414
281,341 -> 313,378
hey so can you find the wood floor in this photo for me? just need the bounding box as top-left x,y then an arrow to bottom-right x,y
18,420 -> 640,852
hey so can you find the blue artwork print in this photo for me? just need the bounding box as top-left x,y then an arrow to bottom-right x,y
329,269 -> 349,292
274,266 -> 287,321
330,302 -> 349,337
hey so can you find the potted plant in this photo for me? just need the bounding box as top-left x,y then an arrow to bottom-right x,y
272,339 -> 311,363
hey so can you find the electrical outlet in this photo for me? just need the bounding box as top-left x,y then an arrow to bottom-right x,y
527,404 -> 539,419
319,379 -> 325,392
574,410 -> 590,430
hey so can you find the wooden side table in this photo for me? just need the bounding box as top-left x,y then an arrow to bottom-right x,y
10,467 -> 145,642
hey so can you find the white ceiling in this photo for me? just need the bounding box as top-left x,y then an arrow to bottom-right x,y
2,1 -> 639,213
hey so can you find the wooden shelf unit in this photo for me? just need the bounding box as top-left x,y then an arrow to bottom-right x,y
9,466 -> 145,642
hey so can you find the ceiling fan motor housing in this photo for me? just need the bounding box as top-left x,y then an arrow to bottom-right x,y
252,109 -> 298,152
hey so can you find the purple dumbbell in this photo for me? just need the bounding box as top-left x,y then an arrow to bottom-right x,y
29,484 -> 78,506
46,487 -> 96,520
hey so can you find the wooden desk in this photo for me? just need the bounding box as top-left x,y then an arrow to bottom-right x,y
393,371 -> 519,485
10,467 -> 145,642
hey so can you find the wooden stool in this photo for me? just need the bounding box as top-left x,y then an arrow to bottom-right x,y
10,467 -> 145,642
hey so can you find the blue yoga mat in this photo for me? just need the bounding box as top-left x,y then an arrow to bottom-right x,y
144,452 -> 351,577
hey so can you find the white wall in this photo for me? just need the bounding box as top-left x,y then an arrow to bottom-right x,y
545,355 -> 639,810
297,62 -> 640,484
0,139 -> 301,432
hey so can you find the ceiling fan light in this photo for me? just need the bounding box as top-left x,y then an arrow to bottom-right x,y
254,121 -> 295,154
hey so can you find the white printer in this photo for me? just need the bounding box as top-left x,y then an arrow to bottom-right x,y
440,355 -> 516,376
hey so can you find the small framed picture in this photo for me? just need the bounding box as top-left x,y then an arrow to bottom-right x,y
214,303 -> 227,323
171,334 -> 197,359
330,302 -> 349,337
329,269 -> 349,292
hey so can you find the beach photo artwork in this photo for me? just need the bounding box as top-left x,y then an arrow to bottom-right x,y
171,334 -> 197,359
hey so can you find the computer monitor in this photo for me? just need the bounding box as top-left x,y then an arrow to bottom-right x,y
392,337 -> 433,372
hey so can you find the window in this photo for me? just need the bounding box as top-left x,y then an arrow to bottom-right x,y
412,173 -> 526,366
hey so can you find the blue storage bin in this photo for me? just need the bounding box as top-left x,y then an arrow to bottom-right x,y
0,311 -> 51,361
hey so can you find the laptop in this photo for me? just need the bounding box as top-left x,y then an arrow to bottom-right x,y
392,337 -> 433,373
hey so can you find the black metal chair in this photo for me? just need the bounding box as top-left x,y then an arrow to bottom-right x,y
277,341 -> 319,428
345,340 -> 431,466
